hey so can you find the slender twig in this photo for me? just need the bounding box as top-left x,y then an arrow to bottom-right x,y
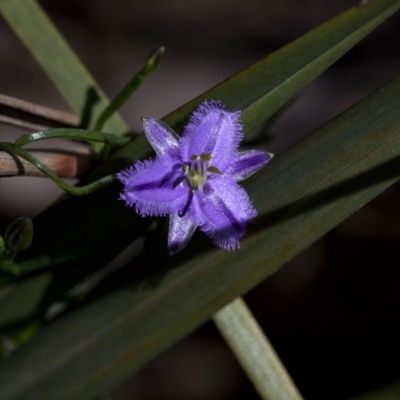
0,149 -> 90,178
213,298 -> 303,400
0,115 -> 52,132
0,93 -> 80,130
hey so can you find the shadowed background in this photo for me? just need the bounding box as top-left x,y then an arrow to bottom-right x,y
1,1 -> 400,399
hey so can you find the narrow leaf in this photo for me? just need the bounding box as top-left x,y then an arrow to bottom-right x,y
1,2 -> 400,398
0,0 -> 128,133
15,0 -> 400,273
1,73 -> 400,400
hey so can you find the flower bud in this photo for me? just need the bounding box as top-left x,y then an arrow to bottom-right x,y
5,217 -> 33,253
143,46 -> 165,74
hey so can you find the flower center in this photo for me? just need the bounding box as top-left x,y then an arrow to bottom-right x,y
182,153 -> 221,192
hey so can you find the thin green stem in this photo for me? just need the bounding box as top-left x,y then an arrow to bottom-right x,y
0,142 -> 115,195
213,298 -> 303,400
13,128 -> 130,148
94,46 -> 165,132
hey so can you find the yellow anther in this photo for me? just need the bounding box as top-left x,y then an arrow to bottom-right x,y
207,166 -> 221,175
200,153 -> 212,161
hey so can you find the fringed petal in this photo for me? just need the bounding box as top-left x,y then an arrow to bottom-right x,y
118,155 -> 189,217
168,212 -> 197,255
228,150 -> 273,182
118,100 -> 271,253
142,118 -> 180,157
190,177 -> 256,250
179,101 -> 243,171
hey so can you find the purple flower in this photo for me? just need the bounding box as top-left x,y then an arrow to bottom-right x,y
118,100 -> 272,255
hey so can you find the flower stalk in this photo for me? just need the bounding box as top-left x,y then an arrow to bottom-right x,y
214,298 -> 303,400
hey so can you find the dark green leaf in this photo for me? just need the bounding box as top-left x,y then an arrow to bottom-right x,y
1,1 -> 400,398
13,0 -> 400,275
1,71 -> 400,400
0,274 -> 51,329
348,381 -> 400,400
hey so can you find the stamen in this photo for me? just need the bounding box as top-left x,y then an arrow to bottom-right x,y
207,166 -> 221,175
200,153 -> 211,161
183,153 -> 220,192
198,182 -> 205,204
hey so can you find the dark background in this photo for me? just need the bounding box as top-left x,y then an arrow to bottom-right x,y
1,1 -> 400,399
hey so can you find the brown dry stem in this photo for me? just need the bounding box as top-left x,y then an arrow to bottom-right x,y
0,94 -> 80,130
0,150 -> 90,178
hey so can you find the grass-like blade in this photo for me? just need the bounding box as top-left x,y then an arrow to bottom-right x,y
348,381 -> 400,400
1,72 -> 400,400
0,0 -> 128,134
10,0 -> 399,275
0,2 -> 400,398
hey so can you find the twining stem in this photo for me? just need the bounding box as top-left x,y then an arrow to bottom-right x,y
0,127 -> 131,193
213,298 -> 303,400
13,128 -> 131,148
0,142 -> 114,195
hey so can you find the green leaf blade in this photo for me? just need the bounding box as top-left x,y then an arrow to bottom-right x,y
1,73 -> 400,400
1,1 -> 400,398
159,0 -> 400,133
44,0 -> 400,276
0,0 -> 128,134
